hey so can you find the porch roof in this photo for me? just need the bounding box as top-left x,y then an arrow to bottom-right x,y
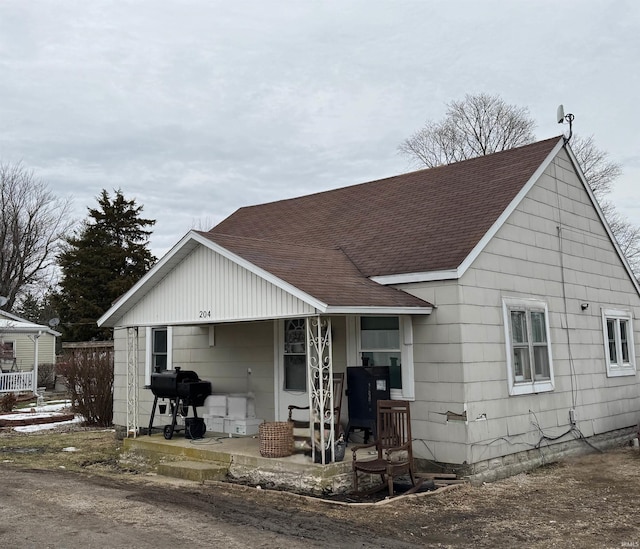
98,230 -> 433,328
198,232 -> 429,309
0,312 -> 61,337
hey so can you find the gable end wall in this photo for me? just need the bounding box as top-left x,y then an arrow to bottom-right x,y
399,149 -> 640,467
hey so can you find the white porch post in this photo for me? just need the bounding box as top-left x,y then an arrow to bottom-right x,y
306,315 -> 334,464
30,331 -> 42,395
127,327 -> 139,437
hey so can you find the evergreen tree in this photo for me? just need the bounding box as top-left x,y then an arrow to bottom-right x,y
13,292 -> 42,322
54,190 -> 155,341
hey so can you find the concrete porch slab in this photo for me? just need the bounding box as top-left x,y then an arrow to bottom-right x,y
123,432 -> 355,495
157,460 -> 229,482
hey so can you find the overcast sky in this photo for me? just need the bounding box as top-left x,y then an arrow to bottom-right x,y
1,1 -> 639,257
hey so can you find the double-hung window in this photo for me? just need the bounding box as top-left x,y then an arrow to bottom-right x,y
152,328 -> 168,372
503,298 -> 554,395
602,309 -> 636,377
144,326 -> 172,386
357,316 -> 415,400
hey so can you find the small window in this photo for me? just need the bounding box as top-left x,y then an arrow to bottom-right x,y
152,328 -> 168,372
284,318 -> 306,391
503,298 -> 554,395
0,341 -> 15,359
360,316 -> 402,390
602,309 -> 636,377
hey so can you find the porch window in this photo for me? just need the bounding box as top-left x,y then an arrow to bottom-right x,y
152,328 -> 168,372
144,326 -> 172,386
602,309 -> 636,377
284,318 -> 306,391
360,317 -> 402,390
503,298 -> 554,395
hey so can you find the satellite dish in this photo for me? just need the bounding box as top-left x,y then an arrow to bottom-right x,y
0,296 -> 7,307
557,104 -> 565,124
48,317 -> 60,327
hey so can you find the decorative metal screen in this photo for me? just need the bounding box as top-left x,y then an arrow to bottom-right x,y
306,316 -> 334,464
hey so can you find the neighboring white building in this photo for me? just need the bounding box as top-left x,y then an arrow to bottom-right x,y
99,136 -> 640,479
0,310 -> 59,372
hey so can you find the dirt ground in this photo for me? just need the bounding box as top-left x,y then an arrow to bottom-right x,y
1,426 -> 640,548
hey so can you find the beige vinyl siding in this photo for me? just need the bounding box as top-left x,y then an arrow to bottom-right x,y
398,148 -> 640,467
113,321 -> 278,428
459,149 -> 640,464
396,280 -> 467,464
117,245 -> 315,327
8,332 -> 57,370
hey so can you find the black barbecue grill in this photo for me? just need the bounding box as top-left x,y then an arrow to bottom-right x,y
148,367 -> 212,439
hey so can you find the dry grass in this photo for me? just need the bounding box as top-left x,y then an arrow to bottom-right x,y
0,428 -> 122,473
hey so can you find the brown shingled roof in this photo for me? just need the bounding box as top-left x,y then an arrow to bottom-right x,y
210,137 -> 562,278
199,232 -> 429,308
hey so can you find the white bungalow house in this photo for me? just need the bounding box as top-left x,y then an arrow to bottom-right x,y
98,135 -> 640,479
0,310 -> 60,393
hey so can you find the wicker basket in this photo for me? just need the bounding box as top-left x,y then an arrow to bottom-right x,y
259,421 -> 293,458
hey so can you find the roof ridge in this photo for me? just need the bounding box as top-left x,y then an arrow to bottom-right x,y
226,135 -> 565,213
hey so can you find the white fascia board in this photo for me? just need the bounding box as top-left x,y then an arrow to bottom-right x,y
98,231 -> 200,327
563,144 -> 640,297
98,230 -> 330,327
369,139 -> 567,287
456,138 -> 566,278
323,306 -> 433,315
191,232 -> 329,312
371,270 -> 459,285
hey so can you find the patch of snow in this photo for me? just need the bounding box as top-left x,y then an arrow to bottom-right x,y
13,416 -> 83,433
13,401 -> 72,414
61,447 -> 78,452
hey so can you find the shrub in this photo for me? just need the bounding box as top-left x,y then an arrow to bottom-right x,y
61,348 -> 114,427
38,363 -> 56,389
1,392 -> 17,412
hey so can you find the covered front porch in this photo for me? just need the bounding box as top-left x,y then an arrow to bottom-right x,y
99,230 -> 433,472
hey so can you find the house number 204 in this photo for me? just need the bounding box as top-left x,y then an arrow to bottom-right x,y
199,310 -> 211,318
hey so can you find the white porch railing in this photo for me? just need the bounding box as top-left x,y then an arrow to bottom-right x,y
0,371 -> 35,393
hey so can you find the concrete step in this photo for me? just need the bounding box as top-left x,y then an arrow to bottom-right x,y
157,460 -> 229,483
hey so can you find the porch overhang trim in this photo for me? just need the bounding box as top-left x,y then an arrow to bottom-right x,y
0,323 -> 60,337
98,231 -> 202,327
98,230 -> 328,328
321,306 -> 433,315
370,269 -> 459,285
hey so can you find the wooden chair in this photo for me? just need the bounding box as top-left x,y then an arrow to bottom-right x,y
351,400 -> 416,497
288,372 -> 344,453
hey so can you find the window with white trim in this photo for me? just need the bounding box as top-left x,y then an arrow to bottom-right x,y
602,308 -> 636,377
503,298 -> 554,395
356,316 -> 415,400
144,326 -> 172,386
152,328 -> 168,372
284,318 -> 306,391
0,340 -> 15,359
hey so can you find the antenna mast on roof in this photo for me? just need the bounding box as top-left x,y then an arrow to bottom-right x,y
556,104 -> 574,143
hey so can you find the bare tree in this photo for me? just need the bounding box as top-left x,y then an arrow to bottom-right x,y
398,93 -> 536,168
398,93 -> 639,279
600,200 -> 640,276
569,134 -> 622,201
0,163 -> 74,311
